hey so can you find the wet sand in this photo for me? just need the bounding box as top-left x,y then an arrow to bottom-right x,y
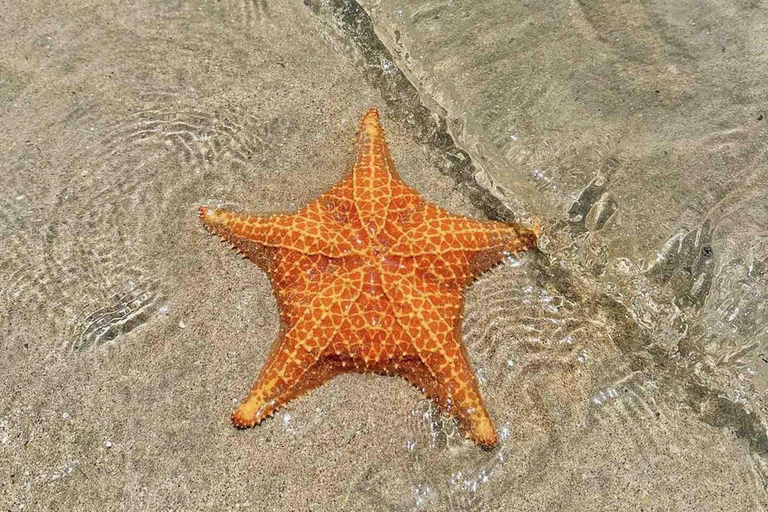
1,1 -> 766,510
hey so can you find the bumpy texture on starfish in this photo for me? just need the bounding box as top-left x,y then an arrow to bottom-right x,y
199,107 -> 539,447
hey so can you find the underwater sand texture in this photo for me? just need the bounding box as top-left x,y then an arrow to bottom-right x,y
1,0 -> 767,510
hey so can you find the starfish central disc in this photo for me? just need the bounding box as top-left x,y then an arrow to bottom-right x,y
199,107 -> 540,448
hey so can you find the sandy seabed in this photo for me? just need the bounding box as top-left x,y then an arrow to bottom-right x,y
2,1 -> 767,510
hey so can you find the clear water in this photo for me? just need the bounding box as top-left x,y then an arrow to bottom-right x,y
1,0 -> 767,510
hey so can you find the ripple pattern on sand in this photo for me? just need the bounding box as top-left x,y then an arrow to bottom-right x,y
1,101 -> 289,355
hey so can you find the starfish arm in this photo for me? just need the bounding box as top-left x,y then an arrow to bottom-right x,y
387,203 -> 539,261
381,272 -> 498,447
352,108 -> 399,235
231,268 -> 364,427
199,200 -> 356,259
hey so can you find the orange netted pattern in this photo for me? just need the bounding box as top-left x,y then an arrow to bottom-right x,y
199,108 -> 539,447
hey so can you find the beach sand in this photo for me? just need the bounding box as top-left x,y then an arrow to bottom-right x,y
2,1 -> 766,510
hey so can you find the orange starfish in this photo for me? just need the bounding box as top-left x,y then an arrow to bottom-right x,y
199,108 -> 539,447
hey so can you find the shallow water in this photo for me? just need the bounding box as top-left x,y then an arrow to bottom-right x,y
2,0 -> 767,510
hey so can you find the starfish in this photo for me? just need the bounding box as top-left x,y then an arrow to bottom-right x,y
199,107 -> 539,448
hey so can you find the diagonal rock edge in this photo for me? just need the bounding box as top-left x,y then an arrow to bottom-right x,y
304,0 -> 532,224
